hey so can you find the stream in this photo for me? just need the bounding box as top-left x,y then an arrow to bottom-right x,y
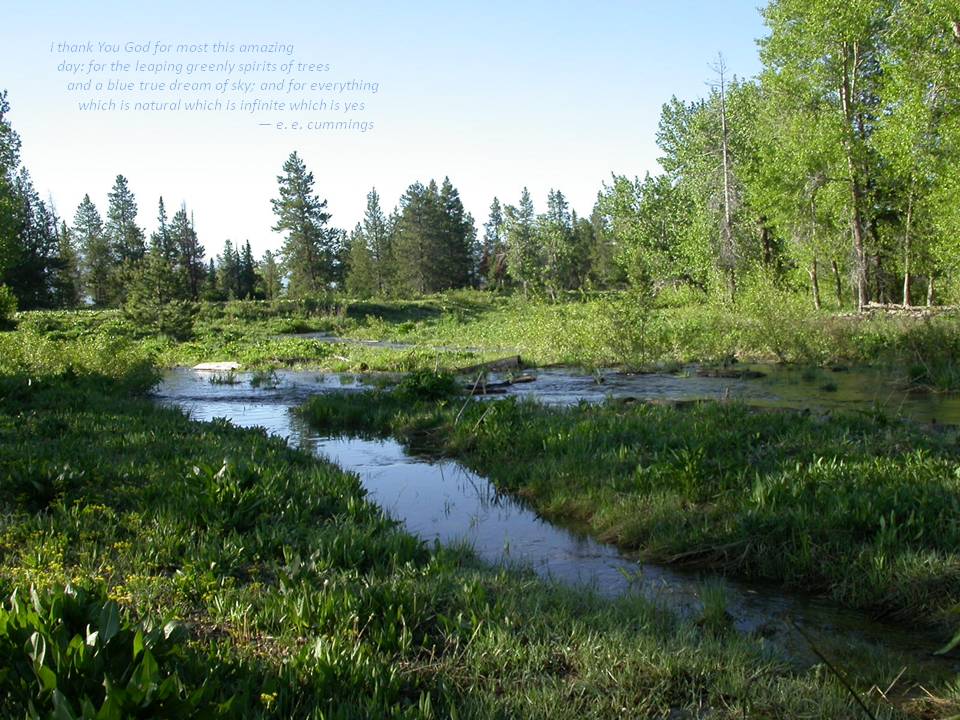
155,366 -> 960,673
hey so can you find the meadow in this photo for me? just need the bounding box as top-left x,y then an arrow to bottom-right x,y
2,292 -> 960,717
1,332 -> 935,718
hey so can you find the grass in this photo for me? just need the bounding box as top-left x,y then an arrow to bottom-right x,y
10,289 -> 960,390
299,383 -> 960,631
0,336 -> 937,717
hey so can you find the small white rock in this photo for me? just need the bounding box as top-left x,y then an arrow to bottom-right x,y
193,362 -> 241,371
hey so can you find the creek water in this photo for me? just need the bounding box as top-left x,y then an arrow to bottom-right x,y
155,366 -> 959,673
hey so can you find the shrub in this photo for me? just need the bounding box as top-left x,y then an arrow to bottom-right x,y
0,285 -> 17,328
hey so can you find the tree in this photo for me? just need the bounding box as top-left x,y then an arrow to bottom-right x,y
271,151 -> 335,296
537,189 -> 577,299
239,241 -> 257,299
346,223 -> 377,298
0,90 -> 23,288
392,182 -> 439,296
9,170 -> 58,308
51,221 -> 81,308
437,177 -> 476,289
74,194 -> 110,306
505,188 -> 540,295
362,188 -> 392,294
761,0 -> 893,310
125,219 -> 196,339
259,250 -> 282,300
170,205 -> 204,300
217,240 -> 241,299
106,174 -> 145,265
481,198 -> 508,289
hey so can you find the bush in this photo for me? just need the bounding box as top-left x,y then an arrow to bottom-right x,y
0,285 -> 17,328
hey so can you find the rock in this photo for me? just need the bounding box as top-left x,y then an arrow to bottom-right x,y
193,362 -> 240,371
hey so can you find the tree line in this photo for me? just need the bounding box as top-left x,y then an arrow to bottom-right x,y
2,1 -> 958,314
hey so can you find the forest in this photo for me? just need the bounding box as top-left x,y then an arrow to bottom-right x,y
2,2 -> 959,318
2,2 -> 960,719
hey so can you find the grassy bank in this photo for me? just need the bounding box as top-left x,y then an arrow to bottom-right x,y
0,338 -> 932,717
300,377 -> 960,632
10,289 -> 960,389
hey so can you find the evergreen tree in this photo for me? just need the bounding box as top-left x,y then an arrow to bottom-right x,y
356,188 -> 392,294
51,220 -> 81,307
505,188 -> 540,295
106,174 -> 145,265
346,223 -> 377,298
537,189 -> 576,299
74,194 -> 111,306
170,205 -> 205,300
259,250 -> 282,300
437,177 -> 476,289
202,257 -> 220,301
481,198 -> 508,289
9,170 -> 57,308
217,239 -> 241,299
271,151 -> 335,296
392,181 -> 442,295
239,241 -> 257,299
0,90 -> 23,290
125,221 -> 196,339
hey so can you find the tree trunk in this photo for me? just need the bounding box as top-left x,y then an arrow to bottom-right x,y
903,190 -> 913,307
831,260 -> 843,308
840,42 -> 870,312
760,219 -> 773,267
809,257 -> 822,310
928,276 -> 935,307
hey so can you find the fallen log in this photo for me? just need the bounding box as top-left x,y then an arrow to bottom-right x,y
457,355 -> 524,376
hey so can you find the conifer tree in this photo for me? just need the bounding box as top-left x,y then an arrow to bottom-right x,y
482,197 -> 508,288
362,188 -> 391,294
271,151 -> 335,296
259,250 -> 282,300
346,223 -> 377,298
74,194 -> 111,306
106,175 -> 145,265
505,187 -> 540,295
170,205 -> 205,300
51,220 -> 81,307
239,241 -> 257,299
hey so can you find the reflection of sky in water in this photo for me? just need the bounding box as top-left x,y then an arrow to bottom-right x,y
155,367 -> 958,669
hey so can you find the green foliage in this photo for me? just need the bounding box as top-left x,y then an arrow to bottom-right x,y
303,388 -> 960,628
0,587 -> 226,718
0,283 -> 16,326
0,331 -> 899,718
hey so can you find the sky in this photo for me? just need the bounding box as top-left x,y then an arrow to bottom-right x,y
2,1 -> 767,258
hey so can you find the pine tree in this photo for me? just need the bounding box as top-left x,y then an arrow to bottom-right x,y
0,90 -> 23,290
362,188 -> 391,294
259,250 -> 281,300
392,182 -> 441,295
346,223 -> 377,298
538,189 -> 576,299
505,187 -> 540,295
74,194 -> 111,306
203,257 -> 220,301
437,177 -> 475,289
10,170 -> 58,308
106,175 -> 145,264
125,219 -> 196,339
51,221 -> 81,307
238,241 -> 255,299
217,239 -> 241,299
170,205 -> 205,300
482,197 -> 508,289
271,151 -> 335,296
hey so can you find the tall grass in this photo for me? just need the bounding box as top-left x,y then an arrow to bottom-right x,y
301,386 -> 960,630
0,338 -> 923,716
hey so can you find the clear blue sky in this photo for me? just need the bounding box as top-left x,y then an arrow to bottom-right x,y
3,1 -> 767,257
